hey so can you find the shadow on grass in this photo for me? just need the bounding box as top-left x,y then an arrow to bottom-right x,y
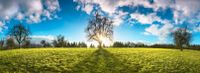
70,48 -> 130,73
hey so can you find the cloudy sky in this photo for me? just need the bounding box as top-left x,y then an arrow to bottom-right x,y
0,0 -> 200,44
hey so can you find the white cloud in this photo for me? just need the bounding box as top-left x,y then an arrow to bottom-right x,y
0,21 -> 4,27
16,13 -> 24,20
0,21 -> 8,33
175,0 -> 200,17
30,35 -> 55,44
112,11 -> 128,26
83,4 -> 93,14
152,0 -> 174,10
74,0 -> 200,26
113,17 -> 123,26
194,23 -> 200,32
74,0 -> 152,14
74,0 -> 165,26
0,0 -> 60,30
28,13 -> 41,23
31,35 -> 55,41
74,0 -> 132,26
144,22 -> 174,43
0,21 -> 4,32
96,0 -> 120,14
45,0 -> 60,12
74,0 -> 200,43
152,0 -> 200,25
0,0 -> 19,19
27,0 -> 43,13
130,13 -> 162,24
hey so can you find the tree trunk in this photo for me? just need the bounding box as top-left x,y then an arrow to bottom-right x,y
179,45 -> 183,51
19,42 -> 21,49
180,48 -> 183,51
98,41 -> 103,49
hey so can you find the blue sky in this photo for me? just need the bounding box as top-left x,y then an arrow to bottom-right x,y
0,0 -> 200,45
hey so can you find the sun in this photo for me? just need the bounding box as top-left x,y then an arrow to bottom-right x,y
101,38 -> 113,46
87,37 -> 113,48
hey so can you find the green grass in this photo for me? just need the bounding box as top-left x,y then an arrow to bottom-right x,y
0,48 -> 200,73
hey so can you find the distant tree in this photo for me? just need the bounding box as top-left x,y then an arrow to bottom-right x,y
23,40 -> 31,48
66,42 -> 87,47
40,40 -> 52,48
127,42 -> 136,47
90,44 -> 95,48
79,42 -> 87,47
112,41 -> 150,48
151,44 -> 175,48
172,27 -> 191,51
41,40 -> 47,47
85,12 -> 113,48
69,42 -> 77,47
0,38 -> 4,49
53,35 -> 67,47
8,24 -> 30,48
29,43 -> 42,48
45,42 -> 52,47
190,44 -> 200,50
113,42 -> 124,47
6,37 -> 16,49
135,42 -> 146,47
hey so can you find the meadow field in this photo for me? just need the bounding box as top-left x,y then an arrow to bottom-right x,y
0,48 -> 200,73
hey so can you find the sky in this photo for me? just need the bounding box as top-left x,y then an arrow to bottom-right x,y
0,0 -> 200,45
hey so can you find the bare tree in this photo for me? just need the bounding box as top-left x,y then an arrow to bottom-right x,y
8,24 -> 30,48
172,27 -> 191,51
85,12 -> 113,48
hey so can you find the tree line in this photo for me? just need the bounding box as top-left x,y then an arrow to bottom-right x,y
0,34 -> 88,49
0,12 -> 195,51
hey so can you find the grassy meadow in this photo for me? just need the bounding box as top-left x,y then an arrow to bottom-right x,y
0,48 -> 200,73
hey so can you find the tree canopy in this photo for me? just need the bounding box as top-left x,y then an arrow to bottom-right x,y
172,27 -> 191,51
85,12 -> 113,48
8,24 -> 30,48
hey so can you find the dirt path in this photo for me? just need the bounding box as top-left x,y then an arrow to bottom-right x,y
70,49 -> 128,73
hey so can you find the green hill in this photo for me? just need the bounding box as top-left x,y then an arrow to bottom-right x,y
0,48 -> 200,73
